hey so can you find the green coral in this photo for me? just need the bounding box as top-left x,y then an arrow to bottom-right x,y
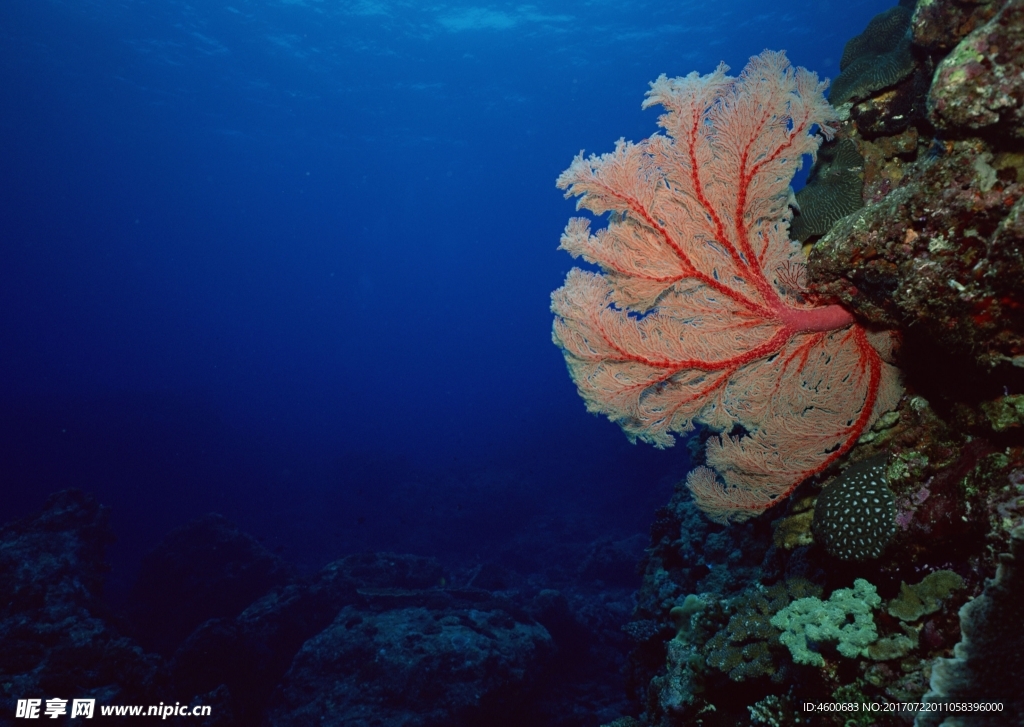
770,579 -> 881,667
981,395 -> 1024,432
830,4 -> 916,105
669,594 -> 705,640
791,138 -> 865,242
703,579 -> 820,681
865,630 -> 918,661
763,576 -> 937,668
887,570 -> 964,621
705,629 -> 778,681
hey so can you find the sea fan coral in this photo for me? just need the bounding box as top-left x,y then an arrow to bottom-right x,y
551,51 -> 902,522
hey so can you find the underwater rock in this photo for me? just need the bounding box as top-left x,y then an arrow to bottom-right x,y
911,0 -> 1001,53
466,561 -> 515,591
849,69 -> 933,138
129,512 -> 295,656
0,491 -> 160,717
857,126 -> 920,203
266,601 -> 553,727
981,394 -> 1024,432
771,495 -> 816,550
808,139 -> 1024,371
928,0 -> 1024,139
0,489 -> 597,727
170,552 -> 450,722
577,534 -> 647,588
653,636 -> 701,715
889,431 -> 996,563
919,527 -> 1024,725
807,0 -> 1024,374
171,551 -> 558,726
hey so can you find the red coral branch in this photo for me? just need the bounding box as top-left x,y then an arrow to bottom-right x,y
551,51 -> 903,523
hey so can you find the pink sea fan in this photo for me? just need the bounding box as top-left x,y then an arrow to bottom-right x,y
551,51 -> 902,523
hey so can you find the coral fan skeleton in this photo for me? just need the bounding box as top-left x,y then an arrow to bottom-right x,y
551,51 -> 902,523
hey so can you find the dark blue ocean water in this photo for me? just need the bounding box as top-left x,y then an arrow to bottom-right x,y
1,0 -> 891,591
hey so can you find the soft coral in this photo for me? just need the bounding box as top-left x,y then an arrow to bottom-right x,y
551,51 -> 902,522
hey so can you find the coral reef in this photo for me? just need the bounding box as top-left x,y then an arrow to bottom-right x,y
808,0 -> 1024,370
0,494 -> 637,727
612,0 -> 1024,723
